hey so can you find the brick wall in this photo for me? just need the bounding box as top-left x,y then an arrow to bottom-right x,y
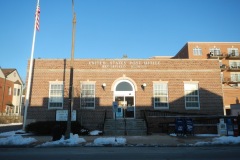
26,58 -> 224,129
173,42 -> 240,114
0,78 -> 14,113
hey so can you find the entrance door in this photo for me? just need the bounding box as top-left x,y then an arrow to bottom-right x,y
115,96 -> 134,118
114,80 -> 135,119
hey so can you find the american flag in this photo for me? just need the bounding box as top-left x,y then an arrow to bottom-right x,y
35,5 -> 40,31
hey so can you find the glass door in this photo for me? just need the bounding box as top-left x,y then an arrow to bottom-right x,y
115,96 -> 134,119
125,96 -> 134,118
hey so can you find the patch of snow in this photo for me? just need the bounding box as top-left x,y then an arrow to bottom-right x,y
0,130 -> 33,136
169,133 -> 177,137
193,136 -> 240,146
37,134 -> 86,147
0,123 -> 22,127
195,134 -> 219,137
89,130 -> 102,136
93,137 -> 126,146
0,135 -> 37,145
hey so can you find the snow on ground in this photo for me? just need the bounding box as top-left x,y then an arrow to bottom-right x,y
37,134 -> 86,147
0,123 -> 22,127
89,130 -> 103,136
0,129 -> 126,147
170,133 -> 219,137
0,135 -> 37,146
91,137 -> 126,146
193,136 -> 240,146
1,128 -> 240,147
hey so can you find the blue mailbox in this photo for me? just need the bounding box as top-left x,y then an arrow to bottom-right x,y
175,118 -> 185,136
226,118 -> 234,136
185,118 -> 194,135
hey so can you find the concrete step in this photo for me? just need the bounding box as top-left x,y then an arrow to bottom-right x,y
104,119 -> 147,136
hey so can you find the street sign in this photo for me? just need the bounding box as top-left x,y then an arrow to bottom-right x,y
56,110 -> 76,121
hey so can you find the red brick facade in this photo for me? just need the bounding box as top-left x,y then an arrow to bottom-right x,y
0,79 -> 13,113
0,69 -> 23,115
174,42 -> 240,115
26,58 -> 224,129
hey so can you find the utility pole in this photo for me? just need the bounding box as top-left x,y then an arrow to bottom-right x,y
65,0 -> 76,139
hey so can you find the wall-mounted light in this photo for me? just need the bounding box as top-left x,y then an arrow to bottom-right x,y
102,83 -> 106,90
141,83 -> 147,90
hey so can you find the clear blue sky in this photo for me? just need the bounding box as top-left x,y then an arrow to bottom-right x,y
0,0 -> 240,83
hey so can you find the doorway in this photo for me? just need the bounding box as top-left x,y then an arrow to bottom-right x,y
114,80 -> 135,119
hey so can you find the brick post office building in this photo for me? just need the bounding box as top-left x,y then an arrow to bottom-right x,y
25,58 -> 224,134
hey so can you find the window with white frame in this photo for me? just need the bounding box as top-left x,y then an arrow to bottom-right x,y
228,48 -> 239,56
193,48 -> 202,56
48,82 -> 64,109
220,72 -> 224,82
80,83 -> 95,108
17,89 -> 20,96
229,61 -> 240,69
153,83 -> 169,109
8,87 -> 11,95
184,83 -> 200,109
210,48 -> 221,56
14,88 -> 17,96
230,73 -> 240,82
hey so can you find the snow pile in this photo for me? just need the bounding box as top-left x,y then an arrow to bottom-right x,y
0,135 -> 37,146
92,137 -> 126,146
193,136 -> 240,146
89,130 -> 103,136
1,125 -> 240,147
37,134 -> 86,147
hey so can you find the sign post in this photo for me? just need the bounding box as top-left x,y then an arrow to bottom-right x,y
113,102 -> 118,142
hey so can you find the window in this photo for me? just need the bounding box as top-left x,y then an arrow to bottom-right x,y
48,82 -> 64,109
17,89 -> 20,96
230,73 -> 240,82
229,61 -> 240,69
153,83 -> 169,109
228,48 -> 239,56
193,48 -> 202,56
116,82 -> 133,91
16,106 -> 18,113
80,83 -> 95,108
184,83 -> 200,109
220,72 -> 224,82
210,48 -> 221,56
14,88 -> 17,96
8,87 -> 11,95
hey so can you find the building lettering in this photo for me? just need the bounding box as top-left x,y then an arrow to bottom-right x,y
88,60 -> 160,68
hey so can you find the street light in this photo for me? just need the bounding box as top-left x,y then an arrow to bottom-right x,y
65,0 -> 76,139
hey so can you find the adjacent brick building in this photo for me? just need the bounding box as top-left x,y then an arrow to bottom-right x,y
0,68 -> 23,116
25,58 -> 224,130
173,42 -> 240,115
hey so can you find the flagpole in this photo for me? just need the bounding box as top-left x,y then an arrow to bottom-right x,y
65,0 -> 76,139
23,0 -> 40,130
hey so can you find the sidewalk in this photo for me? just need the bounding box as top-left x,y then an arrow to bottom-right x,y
26,133 -> 216,147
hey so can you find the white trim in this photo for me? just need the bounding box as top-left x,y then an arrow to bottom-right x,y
80,82 -> 96,109
111,76 -> 138,91
153,82 -> 169,110
113,79 -> 136,119
48,81 -> 64,109
184,82 -> 200,110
